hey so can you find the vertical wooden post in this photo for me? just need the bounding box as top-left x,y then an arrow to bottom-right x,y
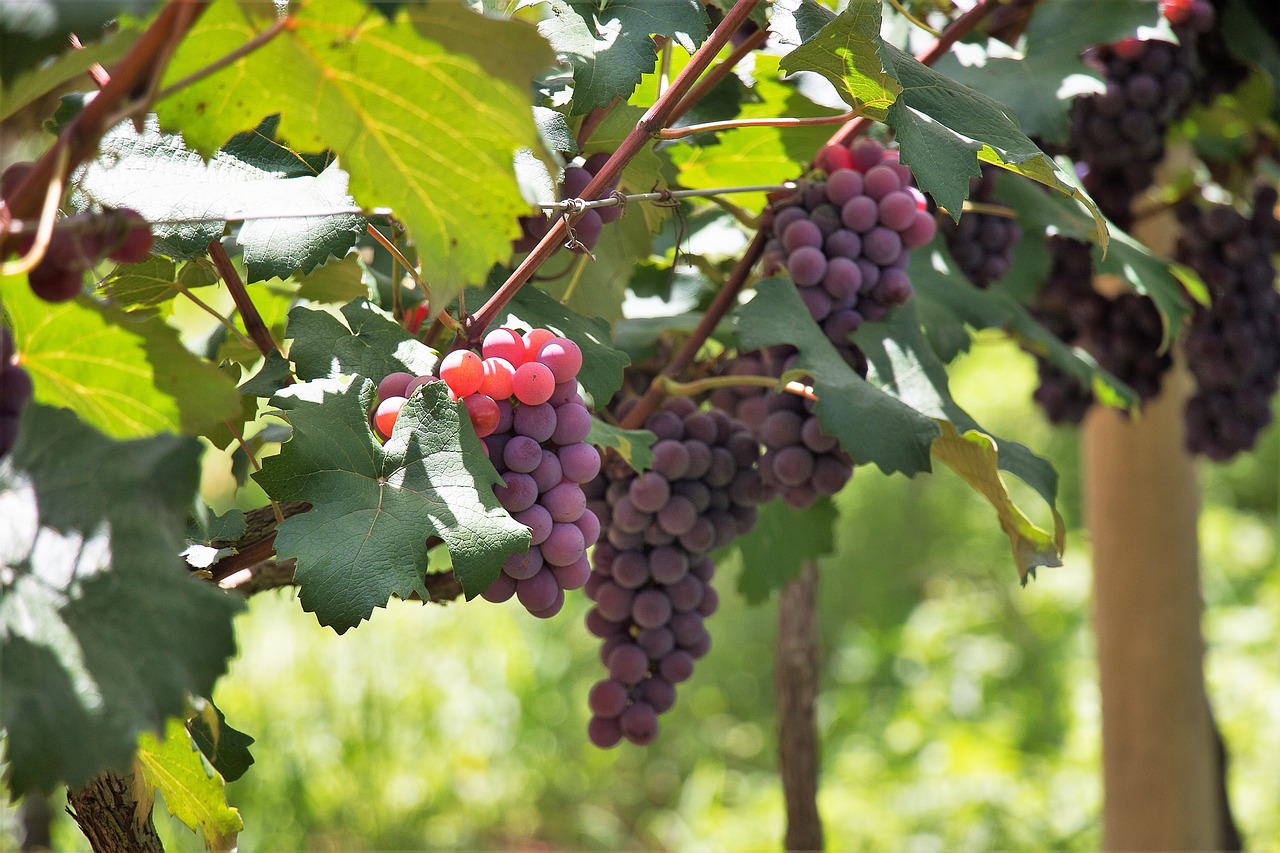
776,560 -> 823,851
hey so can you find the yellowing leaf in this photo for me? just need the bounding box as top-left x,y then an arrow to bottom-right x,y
136,718 -> 242,853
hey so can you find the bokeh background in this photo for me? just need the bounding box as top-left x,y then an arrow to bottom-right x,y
8,338 -> 1279,851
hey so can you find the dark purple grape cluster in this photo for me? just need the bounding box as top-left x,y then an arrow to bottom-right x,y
513,153 -> 620,255
709,349 -> 854,509
1175,186 -> 1280,460
1,326 -> 32,457
940,166 -> 1020,288
761,138 -> 937,343
1066,1 -> 1216,225
1026,237 -> 1172,424
581,396 -> 766,747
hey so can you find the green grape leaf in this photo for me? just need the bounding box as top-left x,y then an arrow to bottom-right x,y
736,278 -> 939,477
0,25 -> 139,120
76,114 -> 365,278
1,281 -> 240,439
187,703 -> 256,784
529,0 -> 710,114
135,718 -> 243,852
853,303 -> 1064,580
0,405 -> 242,798
778,0 -> 899,120
733,497 -> 838,604
286,299 -> 438,382
467,280 -> 629,405
237,350 -> 294,398
252,378 -> 529,632
994,173 -> 1191,345
933,0 -> 1160,143
98,256 -> 182,310
156,0 -> 554,315
586,419 -> 656,472
293,253 -> 369,305
909,246 -> 1138,411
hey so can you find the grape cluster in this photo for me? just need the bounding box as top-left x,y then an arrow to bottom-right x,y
513,153 -> 620,255
1,327 -> 32,457
370,328 -> 601,618
2,162 -> 154,303
581,396 -> 766,747
940,166 -> 1021,288
1027,237 -> 1172,424
1175,187 -> 1280,460
1066,0 -> 1217,225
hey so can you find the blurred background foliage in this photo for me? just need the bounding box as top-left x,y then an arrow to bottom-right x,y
9,339 -> 1279,851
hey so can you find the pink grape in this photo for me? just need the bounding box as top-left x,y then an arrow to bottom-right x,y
536,337 -> 583,383
482,327 -> 527,365
512,361 -> 555,405
440,349 -> 483,396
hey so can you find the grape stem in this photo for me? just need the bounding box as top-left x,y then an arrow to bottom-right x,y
172,277 -> 256,351
887,0 -> 943,37
464,0 -> 764,345
657,110 -> 858,140
538,182 -> 798,213
364,223 -> 464,332
207,239 -> 279,358
659,373 -> 818,401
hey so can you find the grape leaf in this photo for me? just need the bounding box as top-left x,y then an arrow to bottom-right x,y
237,350 -> 294,398
76,114 -> 364,279
467,280 -> 629,405
536,203 -> 659,325
732,497 -> 838,604
98,256 -> 183,309
932,0 -> 1159,143
779,0 -> 1106,244
187,702 -> 255,784
0,281 -> 240,439
0,405 -> 242,797
908,245 -> 1138,411
286,298 -> 438,383
586,419 -> 655,472
853,303 -> 1064,580
135,718 -> 243,852
252,378 -> 529,632
293,253 -> 369,305
155,0 -> 554,316
993,172 -> 1192,345
736,278 -> 939,477
528,0 -> 710,114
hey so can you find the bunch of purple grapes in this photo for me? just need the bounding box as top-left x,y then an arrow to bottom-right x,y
940,166 -> 1021,288
581,397 -> 766,747
1,327 -> 32,457
1027,237 -> 1172,424
761,138 -> 937,343
513,153 -> 621,255
1176,186 -> 1280,460
1066,0 -> 1217,225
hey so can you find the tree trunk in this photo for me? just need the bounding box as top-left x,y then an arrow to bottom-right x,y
67,771 -> 164,853
776,560 -> 823,851
1083,364 -> 1221,850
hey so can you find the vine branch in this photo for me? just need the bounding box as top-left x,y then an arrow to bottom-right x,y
464,0 -> 764,344
207,240 -> 278,358
657,110 -> 857,140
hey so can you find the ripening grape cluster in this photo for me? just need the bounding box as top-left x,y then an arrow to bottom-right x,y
1176,187 -> 1280,460
1,327 -> 32,457
370,328 -> 601,619
513,153 -> 620,255
1066,0 -> 1217,225
940,166 -> 1021,288
2,162 -> 154,303
581,397 -> 766,747
1027,237 -> 1171,425
713,138 -> 933,506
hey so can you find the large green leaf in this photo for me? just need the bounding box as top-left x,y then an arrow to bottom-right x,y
932,0 -> 1159,143
286,299 -> 438,382
736,278 -> 939,477
76,114 -> 365,278
733,497 -> 838,604
155,0 -> 554,314
135,718 -> 242,852
466,280 -> 629,405
253,378 -> 529,632
0,405 -> 242,797
529,0 -> 709,114
1,281 -> 240,438
778,0 -> 1106,244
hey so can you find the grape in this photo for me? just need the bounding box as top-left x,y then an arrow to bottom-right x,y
503,435 -> 543,473
619,703 -> 659,745
503,547 -> 544,581
629,471 -> 671,513
551,401 -> 591,445
377,372 -> 414,401
105,209 -> 153,263
536,337 -> 583,383
607,643 -> 649,685
374,396 -> 407,438
482,327 -> 527,365
1,328 -> 31,458
559,441 -> 602,483
815,144 -> 854,174
552,555 -> 592,590
479,357 -> 515,400
786,245 -> 827,287
496,472 -> 538,513
481,572 -> 517,603
941,167 -> 1021,288
530,449 -> 563,493
659,650 -> 695,683
517,568 -> 560,612
542,521 -> 585,566
440,350 -> 483,397
27,248 -> 86,302
0,161 -> 35,202
782,219 -> 823,252
589,679 -> 628,718
541,481 -> 586,523
587,715 -> 623,748
523,328 -> 556,361
463,393 -> 500,438
569,209 -> 603,253
512,505 -> 553,546
513,401 -> 556,443
512,361 -> 555,405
